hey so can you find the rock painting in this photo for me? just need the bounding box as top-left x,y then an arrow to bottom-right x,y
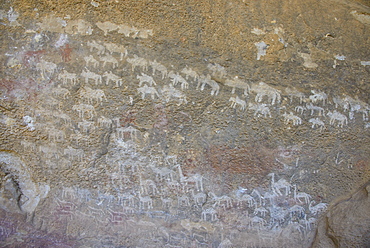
0,2 -> 369,247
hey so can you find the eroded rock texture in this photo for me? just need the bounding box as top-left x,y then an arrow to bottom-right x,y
0,0 -> 369,247
312,180 -> 370,247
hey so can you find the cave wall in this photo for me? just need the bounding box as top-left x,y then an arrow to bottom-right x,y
0,0 -> 369,247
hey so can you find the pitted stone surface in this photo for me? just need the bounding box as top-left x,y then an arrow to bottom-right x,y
0,0 -> 369,247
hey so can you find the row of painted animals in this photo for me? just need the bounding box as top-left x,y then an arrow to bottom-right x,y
83,40 -> 368,110
56,171 -> 326,234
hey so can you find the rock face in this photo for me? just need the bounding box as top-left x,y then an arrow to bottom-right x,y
312,180 -> 370,247
0,0 -> 369,247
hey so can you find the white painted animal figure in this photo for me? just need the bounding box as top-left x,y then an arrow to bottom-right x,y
96,21 -> 118,36
293,185 -> 312,204
250,216 -> 267,229
126,54 -> 148,71
190,189 -> 206,205
178,195 -> 190,206
137,72 -> 156,86
53,112 -> 72,126
150,166 -> 174,182
295,105 -> 306,115
52,85 -> 70,99
117,23 -> 138,37
119,193 -> 136,207
209,192 -> 233,209
64,146 -> 84,161
161,84 -> 188,105
160,196 -> 173,208
58,69 -> 78,85
302,216 -> 317,231
269,206 -> 288,224
165,154 -> 177,166
77,120 -> 95,133
181,65 -> 199,82
306,103 -> 325,116
309,90 -> 327,105
249,103 -> 271,118
116,126 -> 139,141
100,54 -> 118,68
198,74 -> 220,96
229,95 -> 247,111
207,63 -> 227,78
262,191 -> 277,206
72,104 -> 96,119
268,173 -> 292,196
251,189 -> 263,206
254,207 -> 269,217
309,201 -> 327,215
180,219 -> 215,233
81,68 -> 102,85
343,95 -> 369,121
333,95 -> 350,111
138,193 -> 153,209
175,164 -> 204,192
309,118 -> 325,130
282,112 -> 302,125
225,76 -> 250,95
87,40 -> 105,55
140,178 -> 157,195
84,55 -> 99,68
235,193 -> 255,208
289,205 -> 306,218
137,84 -> 159,99
169,71 -> 189,90
47,128 -> 65,142
250,82 -> 281,105
327,110 -> 348,127
285,87 -> 305,104
98,116 -> 112,128
103,71 -> 122,87
104,42 -> 128,60
36,59 -> 57,78
201,208 -> 217,221
149,59 -> 168,79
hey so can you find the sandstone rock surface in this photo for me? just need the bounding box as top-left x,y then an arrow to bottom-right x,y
0,0 -> 369,247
